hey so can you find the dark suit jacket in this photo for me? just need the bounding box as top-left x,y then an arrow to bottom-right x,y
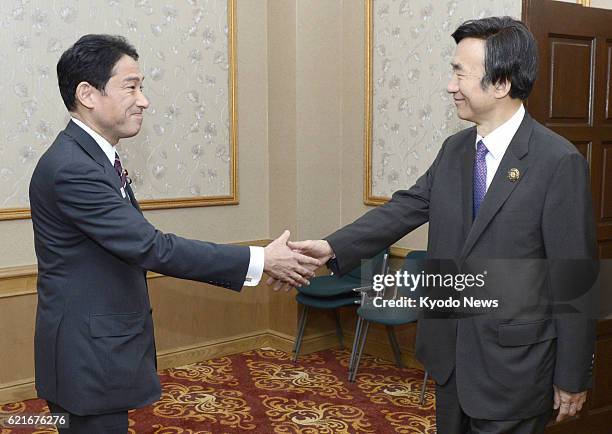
29,120 -> 251,415
326,113 -> 597,420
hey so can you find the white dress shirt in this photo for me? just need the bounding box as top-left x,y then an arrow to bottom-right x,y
70,117 -> 264,286
476,104 -> 525,191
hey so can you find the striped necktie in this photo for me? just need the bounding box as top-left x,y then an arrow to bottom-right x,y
114,152 -> 127,189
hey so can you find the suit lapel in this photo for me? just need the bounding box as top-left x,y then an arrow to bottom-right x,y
459,113 -> 534,259
64,120 -> 137,204
64,120 -> 111,171
125,183 -> 142,214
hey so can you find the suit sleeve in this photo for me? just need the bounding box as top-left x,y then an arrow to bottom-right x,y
542,152 -> 598,392
53,161 -> 250,291
325,139 -> 447,275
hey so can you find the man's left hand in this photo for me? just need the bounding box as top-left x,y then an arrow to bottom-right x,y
553,384 -> 587,422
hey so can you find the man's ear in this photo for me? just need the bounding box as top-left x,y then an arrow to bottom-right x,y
493,79 -> 512,99
74,81 -> 96,109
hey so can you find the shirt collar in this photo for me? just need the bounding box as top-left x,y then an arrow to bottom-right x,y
476,104 -> 525,161
71,117 -> 117,165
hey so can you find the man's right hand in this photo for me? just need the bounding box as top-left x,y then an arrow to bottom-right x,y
266,239 -> 334,291
263,231 -> 321,288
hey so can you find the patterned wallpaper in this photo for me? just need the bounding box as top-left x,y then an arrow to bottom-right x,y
0,0 -> 233,208
370,0 -> 521,198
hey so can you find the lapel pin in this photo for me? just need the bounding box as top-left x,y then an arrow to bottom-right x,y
123,169 -> 132,185
508,168 -> 520,182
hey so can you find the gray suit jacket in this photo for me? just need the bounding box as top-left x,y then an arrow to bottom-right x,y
326,113 -> 597,419
29,120 -> 251,415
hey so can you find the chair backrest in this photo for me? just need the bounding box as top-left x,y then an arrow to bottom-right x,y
356,250 -> 427,324
344,248 -> 389,283
394,250 -> 427,299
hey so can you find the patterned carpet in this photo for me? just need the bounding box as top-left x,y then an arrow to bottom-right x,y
0,348 -> 436,433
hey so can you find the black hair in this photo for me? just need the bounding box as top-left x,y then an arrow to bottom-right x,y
57,34 -> 139,111
451,17 -> 538,100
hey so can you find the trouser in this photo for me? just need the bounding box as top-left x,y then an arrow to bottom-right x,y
46,401 -> 128,434
435,371 -> 553,434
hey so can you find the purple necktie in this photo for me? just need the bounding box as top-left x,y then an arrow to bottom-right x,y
473,139 -> 488,218
114,152 -> 127,189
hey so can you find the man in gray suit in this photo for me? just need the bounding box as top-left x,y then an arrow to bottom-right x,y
272,17 -> 597,433
29,34 -> 319,433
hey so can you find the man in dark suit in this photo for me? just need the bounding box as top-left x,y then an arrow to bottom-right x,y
272,17 -> 597,433
29,34 -> 320,433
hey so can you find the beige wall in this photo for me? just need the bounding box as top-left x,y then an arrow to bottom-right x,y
267,0 -> 344,242
0,0 -> 270,268
149,0 -> 272,243
591,0 -> 612,8
0,0 -> 536,265
295,0 -> 344,241
339,0 -> 429,250
268,0 -> 298,239
268,0 -> 428,249
13,0 -> 612,265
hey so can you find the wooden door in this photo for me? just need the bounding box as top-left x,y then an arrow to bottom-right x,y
523,0 -> 612,258
523,1 -> 612,433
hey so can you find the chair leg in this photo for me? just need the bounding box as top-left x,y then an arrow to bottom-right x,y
420,370 -> 429,405
348,316 -> 363,374
333,309 -> 344,349
350,321 -> 370,383
292,305 -> 309,362
386,325 -> 403,368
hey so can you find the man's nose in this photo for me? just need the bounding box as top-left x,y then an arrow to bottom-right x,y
137,91 -> 150,109
447,75 -> 459,94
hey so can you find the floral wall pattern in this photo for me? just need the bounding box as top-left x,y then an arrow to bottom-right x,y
369,0 -> 520,199
0,0 -> 233,210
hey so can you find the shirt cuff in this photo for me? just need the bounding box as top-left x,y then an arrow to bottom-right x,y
244,246 -> 264,286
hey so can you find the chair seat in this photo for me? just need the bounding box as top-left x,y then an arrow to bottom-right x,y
296,275 -> 362,297
357,300 -> 420,325
355,251 -> 427,326
296,292 -> 359,309
293,249 -> 389,364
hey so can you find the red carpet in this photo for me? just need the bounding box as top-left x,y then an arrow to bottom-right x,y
1,348 -> 436,433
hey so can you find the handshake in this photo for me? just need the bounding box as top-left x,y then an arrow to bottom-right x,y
262,230 -> 334,291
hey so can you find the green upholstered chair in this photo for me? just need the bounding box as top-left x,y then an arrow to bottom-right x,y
291,249 -> 388,362
348,250 -> 429,405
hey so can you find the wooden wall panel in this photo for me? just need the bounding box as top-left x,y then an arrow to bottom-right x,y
589,321 -> 612,410
549,37 -> 594,124
148,277 -> 269,353
602,143 -> 612,220
573,141 -> 592,163
0,294 -> 36,385
606,42 -> 612,122
600,240 -> 612,258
